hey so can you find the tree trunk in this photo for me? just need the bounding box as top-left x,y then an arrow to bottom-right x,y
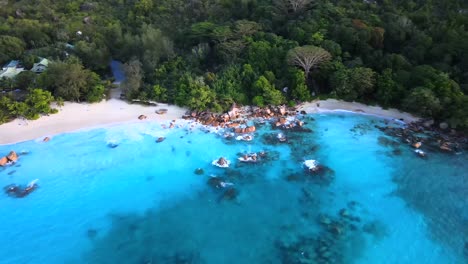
305,68 -> 320,96
304,68 -> 316,96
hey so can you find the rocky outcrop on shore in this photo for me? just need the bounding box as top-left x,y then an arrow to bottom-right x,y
376,120 -> 467,154
0,151 -> 18,166
182,104 -> 303,132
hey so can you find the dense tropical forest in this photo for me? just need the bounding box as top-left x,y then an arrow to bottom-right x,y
0,0 -> 467,128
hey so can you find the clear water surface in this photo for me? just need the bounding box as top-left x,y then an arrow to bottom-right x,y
0,113 -> 466,264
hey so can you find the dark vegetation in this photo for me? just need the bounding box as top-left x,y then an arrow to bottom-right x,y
0,0 -> 467,128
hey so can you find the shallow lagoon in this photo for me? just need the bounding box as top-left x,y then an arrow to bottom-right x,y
0,113 -> 466,264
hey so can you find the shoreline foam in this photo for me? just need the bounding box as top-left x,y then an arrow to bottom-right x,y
0,98 -> 419,145
0,99 -> 187,145
298,99 -> 420,123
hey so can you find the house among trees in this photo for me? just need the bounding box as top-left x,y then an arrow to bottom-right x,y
0,60 -> 25,79
30,58 -> 49,74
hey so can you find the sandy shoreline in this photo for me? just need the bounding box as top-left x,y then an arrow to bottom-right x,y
298,99 -> 420,123
0,99 -> 187,145
0,98 -> 419,145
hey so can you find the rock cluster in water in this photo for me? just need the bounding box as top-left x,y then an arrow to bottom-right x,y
277,201 -> 386,264
377,120 -> 467,154
182,104 -> 301,130
0,151 -> 18,166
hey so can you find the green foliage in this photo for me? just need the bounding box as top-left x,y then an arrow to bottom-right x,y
0,89 -> 57,124
174,74 -> 216,111
14,71 -> 37,90
151,85 -> 168,102
210,65 -> 248,108
75,41 -> 110,72
253,76 -> 284,105
252,96 -> 265,107
25,89 -> 55,114
0,35 -> 25,64
39,59 -> 102,102
376,69 -> 403,107
86,83 -> 105,103
122,59 -> 143,99
188,84 -> 216,111
0,0 -> 465,128
289,68 -> 311,102
403,87 -> 442,117
331,66 -> 376,101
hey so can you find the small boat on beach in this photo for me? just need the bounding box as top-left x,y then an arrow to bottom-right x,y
212,157 -> 231,168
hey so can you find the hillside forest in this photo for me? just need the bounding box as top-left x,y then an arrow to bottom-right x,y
0,0 -> 467,128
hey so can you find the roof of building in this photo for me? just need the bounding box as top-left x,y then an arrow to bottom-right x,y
0,67 -> 25,78
31,58 -> 49,72
3,60 -> 20,69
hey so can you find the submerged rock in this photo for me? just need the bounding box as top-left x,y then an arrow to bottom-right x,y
319,215 -> 332,225
207,177 -> 224,189
87,229 -> 98,239
194,168 -> 204,175
222,188 -> 238,200
4,182 -> 38,198
377,136 -> 399,148
107,142 -> 119,148
362,220 -> 388,239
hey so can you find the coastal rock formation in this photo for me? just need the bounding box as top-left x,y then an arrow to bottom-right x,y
155,108 -> 167,115
217,157 -> 227,166
7,151 -> 18,162
233,125 -> 256,134
0,151 -> 18,166
245,126 -> 256,133
182,105 -> 298,129
376,120 -> 467,154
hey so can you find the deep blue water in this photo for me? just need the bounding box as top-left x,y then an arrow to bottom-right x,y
0,113 -> 466,264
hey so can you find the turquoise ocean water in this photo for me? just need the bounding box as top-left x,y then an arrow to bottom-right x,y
0,113 -> 466,264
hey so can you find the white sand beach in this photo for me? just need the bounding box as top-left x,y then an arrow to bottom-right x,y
0,98 -> 419,145
298,99 -> 420,123
0,99 -> 187,145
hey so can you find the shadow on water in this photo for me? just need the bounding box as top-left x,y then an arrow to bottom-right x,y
76,114 -> 467,263
372,119 -> 468,260
79,125 -> 382,264
80,178 -> 378,264
391,151 -> 468,260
